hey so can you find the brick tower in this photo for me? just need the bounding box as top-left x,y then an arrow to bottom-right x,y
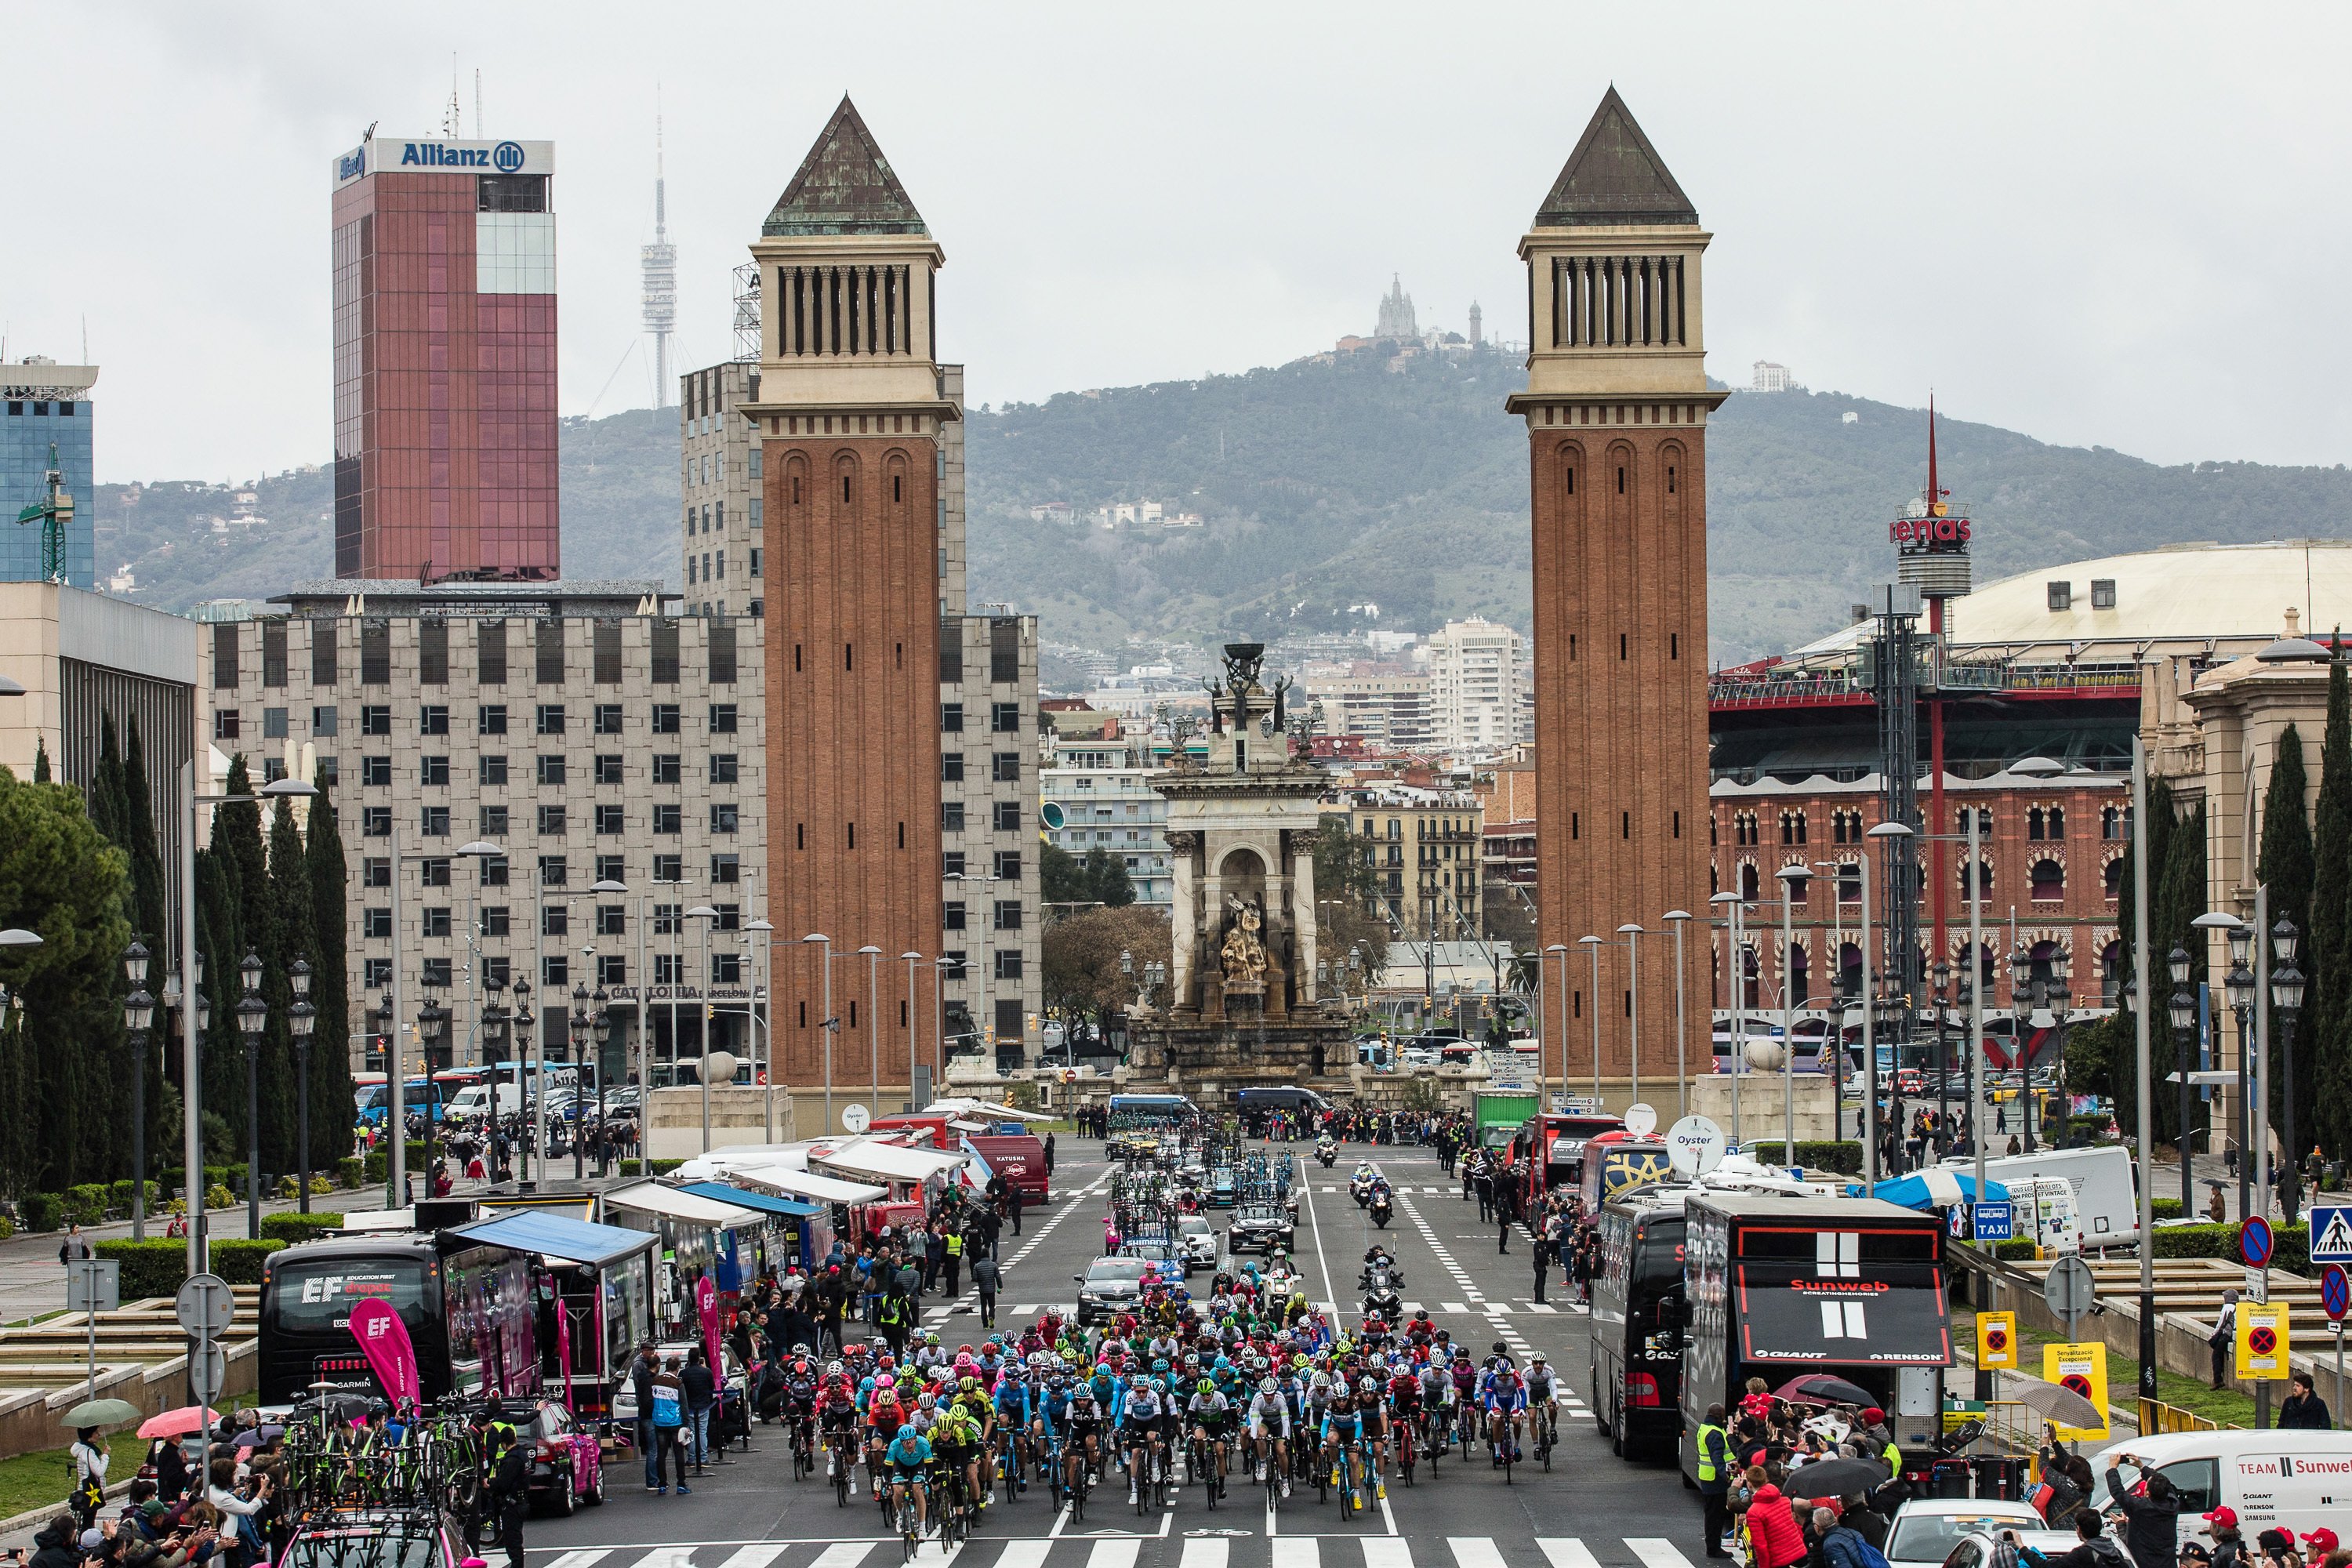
1508,89 -> 1724,1088
745,98 -> 953,1098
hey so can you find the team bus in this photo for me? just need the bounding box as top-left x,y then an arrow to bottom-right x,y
1509,1109 -> 1625,1207
258,1232 -> 543,1406
1678,1192 -> 1951,1486
1590,1187 -> 1691,1459
1105,1094 -> 1198,1161
1576,1131 -> 1674,1228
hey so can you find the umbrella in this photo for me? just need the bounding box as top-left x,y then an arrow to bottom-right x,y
61,1399 -> 143,1428
1772,1374 -> 1878,1408
136,1406 -> 220,1439
2008,1376 -> 2103,1428
1783,1457 -> 1892,1500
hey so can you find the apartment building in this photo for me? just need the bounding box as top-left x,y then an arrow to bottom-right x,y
1039,707 -> 1172,913
1427,616 -> 1525,756
1338,785 -> 1485,938
200,580 -> 764,1080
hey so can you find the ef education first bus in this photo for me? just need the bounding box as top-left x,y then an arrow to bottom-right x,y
258,1233 -> 544,1406
1677,1192 -> 1953,1484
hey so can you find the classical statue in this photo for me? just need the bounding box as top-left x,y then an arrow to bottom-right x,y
1219,895 -> 1269,989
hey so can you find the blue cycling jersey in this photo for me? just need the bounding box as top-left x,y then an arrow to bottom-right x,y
885,1434 -> 932,1468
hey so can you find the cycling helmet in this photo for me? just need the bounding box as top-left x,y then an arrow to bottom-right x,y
1530,1352 -> 1548,1364
1310,1370 -> 1330,1389
877,1355 -> 895,1371
826,1359 -> 845,1376
917,1392 -> 936,1408
1358,1377 -> 1377,1395
1152,1358 -> 1170,1374
1129,1374 -> 1149,1390
1491,1342 -> 1509,1357
958,1376 -> 978,1392
898,1423 -> 916,1441
1259,1376 -> 1278,1394
858,1375 -> 877,1392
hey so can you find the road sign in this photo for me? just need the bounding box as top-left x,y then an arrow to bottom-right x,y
2042,1255 -> 2096,1324
189,1341 -> 228,1406
2245,1267 -> 2269,1305
1624,1102 -> 1658,1138
1973,1200 -> 2015,1243
1667,1114 -> 1726,1177
2236,1302 -> 2289,1380
1948,1204 -> 1969,1238
840,1103 -> 872,1134
1976,1310 -> 2019,1370
67,1259 -> 118,1314
2321,1263 -> 2350,1322
2239,1215 -> 2275,1269
174,1274 -> 234,1336
2310,1205 -> 2352,1263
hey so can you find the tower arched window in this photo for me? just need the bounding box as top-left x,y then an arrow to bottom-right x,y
1739,862 -> 1760,901
2030,858 -> 2065,902
2103,858 -> 2123,900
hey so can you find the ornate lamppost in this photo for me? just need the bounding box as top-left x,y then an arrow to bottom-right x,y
2167,946 -> 2197,1215
122,941 -> 154,1240
416,993 -> 448,1199
510,980 -> 535,1186
2270,920 -> 2304,1221
235,952 -> 267,1238
289,958 -> 316,1212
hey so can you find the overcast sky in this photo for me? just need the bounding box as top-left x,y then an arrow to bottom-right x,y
7,3 -> 2349,484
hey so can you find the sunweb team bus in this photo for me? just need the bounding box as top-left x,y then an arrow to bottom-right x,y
258,1232 -> 543,1406
1590,1186 -> 1691,1459
1677,1192 -> 1952,1486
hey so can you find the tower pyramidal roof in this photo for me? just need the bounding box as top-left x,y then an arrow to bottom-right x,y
1534,86 -> 1697,229
764,96 -> 929,238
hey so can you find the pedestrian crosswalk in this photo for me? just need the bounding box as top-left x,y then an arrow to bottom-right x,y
532,1539 -> 1700,1568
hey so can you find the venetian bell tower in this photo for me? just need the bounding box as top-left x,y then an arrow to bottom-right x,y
745,97 -> 951,1088
1508,89 -> 1722,1086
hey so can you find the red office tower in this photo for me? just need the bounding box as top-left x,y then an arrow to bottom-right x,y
744,100 -> 952,1098
331,135 -> 560,582
1510,91 -> 1725,1084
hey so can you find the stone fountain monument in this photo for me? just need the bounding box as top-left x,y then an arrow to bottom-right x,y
1127,643 -> 1356,1094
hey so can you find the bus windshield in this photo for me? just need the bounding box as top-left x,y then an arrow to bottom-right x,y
270,1258 -> 432,1332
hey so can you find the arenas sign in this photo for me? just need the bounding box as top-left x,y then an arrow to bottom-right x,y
1891,510 -> 1972,548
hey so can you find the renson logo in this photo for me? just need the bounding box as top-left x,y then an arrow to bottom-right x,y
397,140 -> 528,171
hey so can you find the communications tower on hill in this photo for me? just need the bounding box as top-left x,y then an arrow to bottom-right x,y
642,111 -> 678,407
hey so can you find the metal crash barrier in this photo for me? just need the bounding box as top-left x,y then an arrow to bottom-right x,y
2137,1396 -> 2236,1433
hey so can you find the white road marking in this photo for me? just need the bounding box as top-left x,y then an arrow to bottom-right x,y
633,1552 -> 697,1568
1443,1302 -> 1468,1314
1451,1540 -> 1512,1568
542,1555 -> 610,1568
1181,1541 -> 1231,1568
1087,1541 -> 1142,1568
1628,1540 -> 1702,1568
806,1549 -> 873,1568
996,1544 -> 1053,1568
716,1549 -> 791,1568
1273,1540 -> 1322,1568
1541,1543 -> 1604,1568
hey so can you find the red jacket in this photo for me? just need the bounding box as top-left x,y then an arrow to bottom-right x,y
1745,1486 -> 1807,1568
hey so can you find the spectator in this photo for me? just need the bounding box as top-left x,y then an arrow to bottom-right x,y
2208,1292 -> 2239,1390
681,1345 -> 718,1472
972,1251 -> 1002,1330
2017,1514 -> 2131,1568
651,1356 -> 691,1494
1744,1483 -> 1807,1568
2278,1372 -> 2332,1430
632,1342 -> 661,1491
2103,1453 -> 2183,1568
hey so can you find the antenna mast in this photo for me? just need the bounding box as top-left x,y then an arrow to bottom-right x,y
641,95 -> 677,406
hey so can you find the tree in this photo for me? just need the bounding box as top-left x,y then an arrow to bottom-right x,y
0,767 -> 131,1194
1313,815 -> 1390,982
2310,648 -> 2352,1160
1040,906 -> 1172,1034
1079,847 -> 1134,908
120,717 -> 169,961
2257,724 -> 2314,1134
303,768 -> 354,1174
2153,799 -> 2208,1153
1042,843 -> 1137,912
1040,843 -> 1085,908
262,800 -> 310,1171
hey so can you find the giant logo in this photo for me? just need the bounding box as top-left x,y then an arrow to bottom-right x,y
494,140 -> 525,172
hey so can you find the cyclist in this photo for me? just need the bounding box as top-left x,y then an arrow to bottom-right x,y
1185,1377 -> 1233,1499
992,1366 -> 1032,1494
1448,1348 -> 1481,1450
1355,1376 -> 1389,1499
1032,1370 -> 1071,1489
951,1375 -> 995,1448
1319,1380 -> 1363,1493
1524,1352 -> 1559,1450
1481,1347 -> 1527,1465
883,1423 -> 933,1535
1386,1357 -> 1422,1467
931,1401 -> 986,1521
1064,1384 -> 1105,1493
1244,1374 -> 1293,1497
1118,1373 -> 1167,1506
818,1364 -> 861,1483
864,1379 -> 909,1498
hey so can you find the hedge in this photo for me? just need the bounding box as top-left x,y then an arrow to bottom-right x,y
2150,1221 -> 2310,1272
1791,1142 -> 1864,1176
94,1238 -> 286,1299
2151,1198 -> 2185,1221
260,1213 -> 344,1245
360,1145 -> 430,1183
336,1158 -> 364,1189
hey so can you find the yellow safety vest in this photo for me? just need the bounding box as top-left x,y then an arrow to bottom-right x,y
946,1233 -> 964,1257
1696,1422 -> 1726,1483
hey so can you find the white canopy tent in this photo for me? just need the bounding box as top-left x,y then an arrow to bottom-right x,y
602,1182 -> 767,1227
724,1163 -> 889,1205
813,1138 -> 968,1185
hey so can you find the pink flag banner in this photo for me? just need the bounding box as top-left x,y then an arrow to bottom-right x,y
347,1298 -> 420,1410
555,1305 -> 575,1414
695,1275 -> 720,1375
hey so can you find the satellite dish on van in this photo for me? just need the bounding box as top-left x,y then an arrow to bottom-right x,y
1624,1102 -> 1658,1138
1668,1114 -> 1727,1177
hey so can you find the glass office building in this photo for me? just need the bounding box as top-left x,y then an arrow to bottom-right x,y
329,136 -> 560,582
0,363 -> 96,587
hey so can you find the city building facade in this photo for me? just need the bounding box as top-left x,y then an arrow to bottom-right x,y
1427,616 -> 1525,755
1512,89 -> 1722,1082
1,360 -> 97,587
330,134 -> 561,582
1338,785 -> 1485,939
1040,708 -> 1173,913
198,580 -> 762,1083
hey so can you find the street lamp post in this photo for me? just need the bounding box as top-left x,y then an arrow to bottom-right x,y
1578,935 -> 1602,1105
804,934 -> 835,1133
2271,920 -> 2304,1222
860,945 -> 884,1118
902,952 -> 925,1112
1544,942 -> 1568,1107
1932,960 -> 1951,1156
120,943 -> 154,1240
1773,868 -> 1809,1166
571,982 -> 591,1180
510,980 -> 535,1189
1618,924 -> 1645,1113
687,906 -> 720,1152
416,990 -> 448,1198
2196,912 -> 2256,1218
1661,913 -> 1691,1119
288,959 -> 315,1212
2168,947 -> 2198,1214
1711,892 -> 1744,1146
1864,820 -> 1916,1186
592,987 -> 614,1175
746,920 -> 776,1142
235,952 -> 267,1239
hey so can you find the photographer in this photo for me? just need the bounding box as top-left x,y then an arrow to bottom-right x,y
2103,1453 -> 2185,1568
2013,1515 -> 2129,1568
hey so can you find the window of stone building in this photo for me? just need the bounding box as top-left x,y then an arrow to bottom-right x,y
2030,858 -> 2064,902
418,619 -> 448,685
535,619 -> 565,684
477,620 -> 506,684
311,622 -> 339,685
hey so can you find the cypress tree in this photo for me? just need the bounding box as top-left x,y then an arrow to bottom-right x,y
88,714 -> 123,849
2311,648 -> 2352,1161
2257,724 -> 2315,1134
304,769 -> 353,1175
32,739 -> 49,783
205,756 -> 270,1166
122,717 -> 169,957
263,800 -> 309,1175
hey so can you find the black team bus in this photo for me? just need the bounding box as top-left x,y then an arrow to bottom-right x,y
1678,1192 -> 1951,1485
258,1233 -> 543,1406
1591,1186 -> 1691,1459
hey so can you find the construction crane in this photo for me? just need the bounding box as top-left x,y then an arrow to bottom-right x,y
13,441 -> 71,583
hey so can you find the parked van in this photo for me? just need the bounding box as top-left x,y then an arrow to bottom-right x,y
1235,1087 -> 1330,1121
2100,1431 -> 2352,1545
445,1081 -> 521,1122
1940,1143 -> 2138,1250
965,1133 -> 1050,1203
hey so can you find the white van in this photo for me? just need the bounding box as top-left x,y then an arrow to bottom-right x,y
445,1081 -> 521,1121
2100,1430 -> 2352,1544
1940,1144 -> 2138,1250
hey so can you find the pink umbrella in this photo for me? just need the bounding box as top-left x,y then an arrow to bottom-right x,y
136,1405 -> 220,1439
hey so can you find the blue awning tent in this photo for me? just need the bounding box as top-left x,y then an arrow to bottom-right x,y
680,1181 -> 824,1219
1858,1170 -> 2012,1210
448,1210 -> 657,1269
